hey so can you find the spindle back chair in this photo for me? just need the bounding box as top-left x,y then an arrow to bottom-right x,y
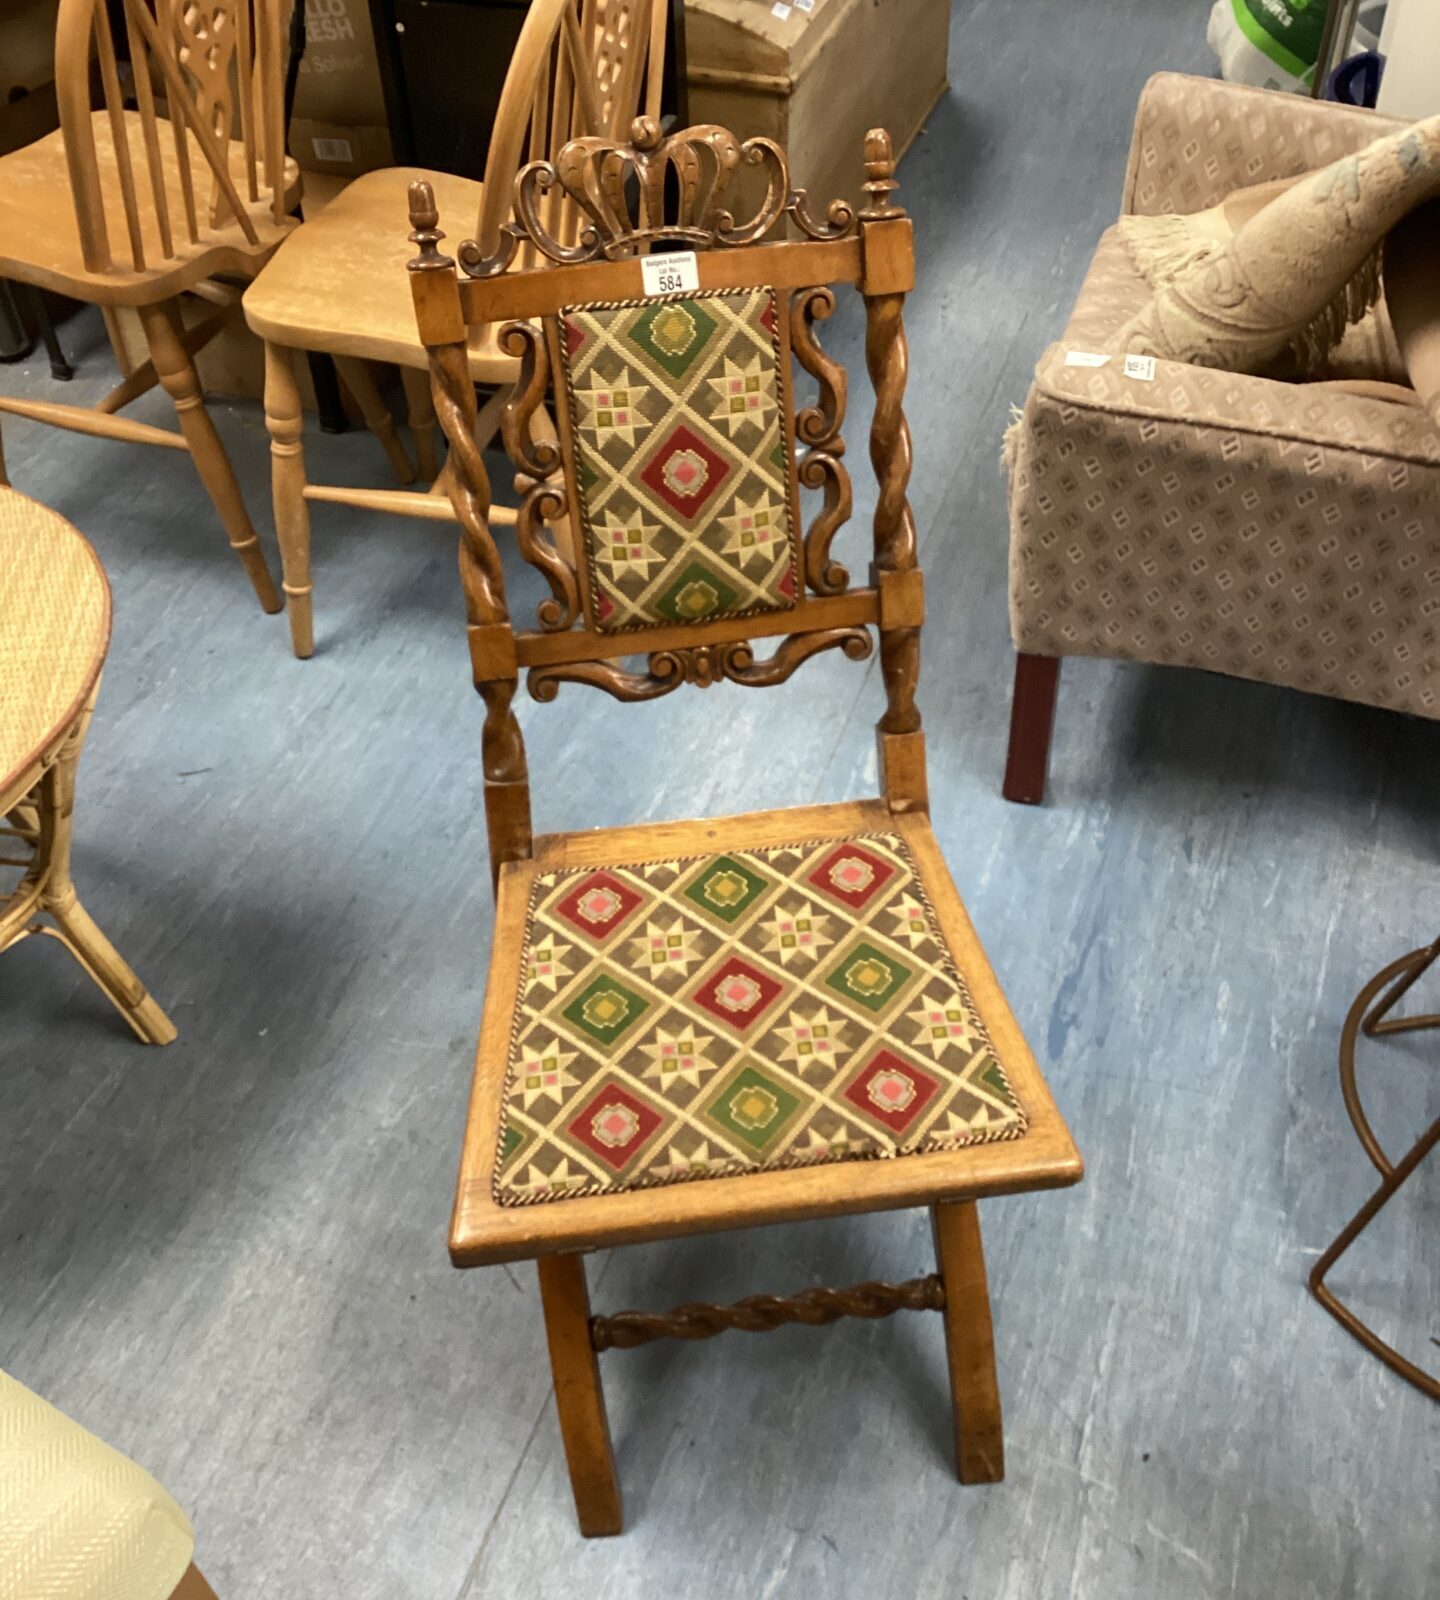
243,0 -> 667,657
407,123 -> 1083,1534
0,0 -> 301,613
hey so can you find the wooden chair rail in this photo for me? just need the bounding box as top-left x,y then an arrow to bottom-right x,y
590,1273 -> 947,1349
451,237 -> 866,336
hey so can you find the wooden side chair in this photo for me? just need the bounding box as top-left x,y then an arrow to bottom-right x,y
0,0 -> 299,616
408,121 -> 1083,1534
242,0 -> 666,658
1,485 -> 174,1044
0,1367 -> 217,1600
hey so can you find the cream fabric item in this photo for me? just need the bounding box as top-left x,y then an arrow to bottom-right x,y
0,1370 -> 194,1600
1113,113 -> 1440,377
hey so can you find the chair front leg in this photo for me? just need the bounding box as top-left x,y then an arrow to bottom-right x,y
170,1562 -> 219,1599
263,342 -> 316,658
537,1253 -> 623,1536
137,300 -> 281,614
931,1200 -> 1004,1483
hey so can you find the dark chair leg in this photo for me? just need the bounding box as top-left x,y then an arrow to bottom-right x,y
1002,653 -> 1060,805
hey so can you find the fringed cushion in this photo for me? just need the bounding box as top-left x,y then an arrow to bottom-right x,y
557,287 -> 801,632
0,1370 -> 194,1600
493,831 -> 1027,1205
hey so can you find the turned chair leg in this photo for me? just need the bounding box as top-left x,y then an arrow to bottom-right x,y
537,1254 -> 622,1536
1002,652 -> 1061,805
401,365 -> 441,482
170,1562 -> 219,1600
333,356 -> 416,485
263,342 -> 315,658
34,709 -> 176,1045
136,300 -> 281,615
931,1200 -> 1004,1483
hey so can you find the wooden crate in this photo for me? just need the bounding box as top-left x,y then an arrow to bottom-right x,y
684,0 -> 949,215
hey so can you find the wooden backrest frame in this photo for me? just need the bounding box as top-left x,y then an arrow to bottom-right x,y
54,0 -> 290,276
474,0 -> 666,262
409,124 -> 923,888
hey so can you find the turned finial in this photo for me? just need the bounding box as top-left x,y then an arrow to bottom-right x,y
859,128 -> 898,218
407,180 -> 451,271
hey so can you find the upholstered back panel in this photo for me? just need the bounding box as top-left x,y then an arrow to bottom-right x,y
555,286 -> 802,633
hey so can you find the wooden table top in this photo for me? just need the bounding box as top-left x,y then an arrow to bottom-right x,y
0,486 -> 110,799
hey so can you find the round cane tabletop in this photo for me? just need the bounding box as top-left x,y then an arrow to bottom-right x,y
0,486 -> 111,802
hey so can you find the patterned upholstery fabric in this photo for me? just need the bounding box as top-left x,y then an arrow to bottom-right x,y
558,287 -> 800,632
494,832 -> 1026,1204
1008,75 -> 1440,720
0,1369 -> 194,1600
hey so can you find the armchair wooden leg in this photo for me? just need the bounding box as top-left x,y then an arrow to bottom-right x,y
401,365 -> 441,482
263,342 -> 315,658
537,1254 -> 623,1537
170,1562 -> 219,1600
333,357 -> 416,485
1002,652 -> 1060,805
137,301 -> 281,615
931,1201 -> 1004,1484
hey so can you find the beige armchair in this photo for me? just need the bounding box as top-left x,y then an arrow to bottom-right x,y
1002,73 -> 1440,803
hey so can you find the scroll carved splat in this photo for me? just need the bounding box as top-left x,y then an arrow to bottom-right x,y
790,285 -> 853,596
459,117 -> 858,276
527,627 -> 873,703
497,322 -> 580,631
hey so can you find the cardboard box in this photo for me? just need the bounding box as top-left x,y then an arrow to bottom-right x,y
684,0 -> 949,218
291,0 -> 393,177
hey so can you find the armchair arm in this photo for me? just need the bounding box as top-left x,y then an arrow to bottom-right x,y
1120,71 -> 1407,217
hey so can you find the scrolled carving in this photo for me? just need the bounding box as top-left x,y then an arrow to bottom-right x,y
527,627 -> 872,702
515,483 -> 581,632
498,322 -> 562,479
790,286 -> 847,449
458,118 -> 860,273
799,452 -> 853,596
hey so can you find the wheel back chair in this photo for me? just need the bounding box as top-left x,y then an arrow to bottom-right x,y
1,485 -> 174,1043
407,120 -> 1083,1533
243,0 -> 668,657
0,0 -> 300,616
0,1366 -> 216,1600
1002,73 -> 1440,804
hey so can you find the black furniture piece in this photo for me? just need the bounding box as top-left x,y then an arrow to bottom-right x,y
367,0 -> 687,180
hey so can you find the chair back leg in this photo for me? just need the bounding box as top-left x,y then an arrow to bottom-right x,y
932,1200 -> 1005,1483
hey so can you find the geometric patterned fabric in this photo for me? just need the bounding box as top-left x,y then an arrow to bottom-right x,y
494,832 -> 1027,1205
556,287 -> 801,633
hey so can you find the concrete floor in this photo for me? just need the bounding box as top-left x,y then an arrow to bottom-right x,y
3,1 -> 1437,1596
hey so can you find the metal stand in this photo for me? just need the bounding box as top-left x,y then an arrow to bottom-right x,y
1309,938 -> 1440,1401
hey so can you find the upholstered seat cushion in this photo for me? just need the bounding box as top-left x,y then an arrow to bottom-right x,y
0,1370 -> 193,1600
493,827 -> 1026,1205
1007,225 -> 1440,718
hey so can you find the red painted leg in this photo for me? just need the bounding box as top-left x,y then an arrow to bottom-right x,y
1002,653 -> 1060,805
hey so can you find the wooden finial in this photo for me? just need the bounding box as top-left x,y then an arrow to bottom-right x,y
407,179 -> 451,271
860,128 -> 898,218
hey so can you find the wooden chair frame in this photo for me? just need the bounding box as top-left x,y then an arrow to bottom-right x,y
0,0 -> 300,613
408,123 -> 1082,1533
249,0 -> 667,657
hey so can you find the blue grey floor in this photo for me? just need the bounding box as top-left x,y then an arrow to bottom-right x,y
3,2 -> 1438,1596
